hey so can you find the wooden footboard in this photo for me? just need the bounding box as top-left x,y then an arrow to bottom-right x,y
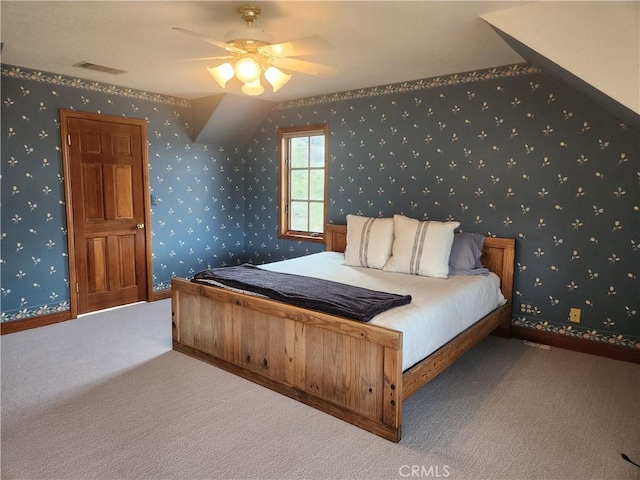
172,278 -> 404,441
172,224 -> 515,442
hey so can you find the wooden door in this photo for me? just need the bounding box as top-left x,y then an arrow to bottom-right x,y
61,111 -> 151,315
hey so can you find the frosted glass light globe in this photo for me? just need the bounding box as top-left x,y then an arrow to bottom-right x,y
234,57 -> 261,83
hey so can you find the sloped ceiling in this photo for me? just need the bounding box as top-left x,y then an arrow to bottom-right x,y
191,94 -> 274,146
482,2 -> 640,129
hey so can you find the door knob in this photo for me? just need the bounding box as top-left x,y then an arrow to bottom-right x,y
136,223 -> 145,229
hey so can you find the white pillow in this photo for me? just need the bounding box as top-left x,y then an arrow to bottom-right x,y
383,214 -> 460,278
344,215 -> 394,269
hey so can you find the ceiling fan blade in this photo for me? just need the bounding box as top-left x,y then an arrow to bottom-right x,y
166,55 -> 235,64
271,57 -> 336,77
172,27 -> 246,55
259,36 -> 331,58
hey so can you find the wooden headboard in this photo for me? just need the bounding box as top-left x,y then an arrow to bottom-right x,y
324,223 -> 515,304
325,224 -> 348,254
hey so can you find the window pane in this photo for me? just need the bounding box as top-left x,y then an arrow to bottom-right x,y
290,201 -> 308,231
309,202 -> 324,233
290,137 -> 309,168
290,170 -> 309,200
310,136 -> 325,167
309,170 -> 324,201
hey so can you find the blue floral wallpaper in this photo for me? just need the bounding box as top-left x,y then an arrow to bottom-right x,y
1,65 -> 245,321
245,65 -> 639,349
1,62 -> 639,352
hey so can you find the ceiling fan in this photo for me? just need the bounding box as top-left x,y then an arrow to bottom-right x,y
173,4 -> 335,96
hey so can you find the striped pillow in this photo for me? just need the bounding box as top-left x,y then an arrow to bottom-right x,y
344,215 -> 394,269
383,214 -> 460,278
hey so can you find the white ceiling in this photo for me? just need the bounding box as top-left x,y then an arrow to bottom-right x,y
0,1 -> 529,101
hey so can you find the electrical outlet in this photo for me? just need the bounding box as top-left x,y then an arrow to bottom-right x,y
569,308 -> 581,323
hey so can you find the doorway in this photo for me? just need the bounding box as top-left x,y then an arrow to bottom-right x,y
60,110 -> 152,317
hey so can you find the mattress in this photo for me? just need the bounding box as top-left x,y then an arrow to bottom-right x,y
261,251 -> 506,371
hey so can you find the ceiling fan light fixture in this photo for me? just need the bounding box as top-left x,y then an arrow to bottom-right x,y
264,66 -> 292,92
207,63 -> 235,88
234,55 -> 262,83
241,78 -> 265,96
176,3 -> 331,97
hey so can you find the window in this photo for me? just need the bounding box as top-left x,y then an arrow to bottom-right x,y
278,123 -> 328,243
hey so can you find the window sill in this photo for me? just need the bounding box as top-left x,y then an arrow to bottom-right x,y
279,232 -> 325,244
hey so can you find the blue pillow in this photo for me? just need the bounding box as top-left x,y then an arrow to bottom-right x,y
448,232 -> 489,275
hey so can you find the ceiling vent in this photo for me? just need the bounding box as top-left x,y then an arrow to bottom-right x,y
73,61 -> 127,75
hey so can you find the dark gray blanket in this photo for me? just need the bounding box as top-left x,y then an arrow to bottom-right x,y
192,264 -> 411,323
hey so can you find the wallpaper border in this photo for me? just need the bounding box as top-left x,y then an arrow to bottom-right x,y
514,316 -> 639,349
1,64 -> 191,108
1,301 -> 71,322
2,63 -> 537,112
275,63 -> 538,109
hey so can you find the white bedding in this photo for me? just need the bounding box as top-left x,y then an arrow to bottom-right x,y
260,251 -> 506,371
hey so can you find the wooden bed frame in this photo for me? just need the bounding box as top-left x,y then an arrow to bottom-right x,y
171,224 -> 515,442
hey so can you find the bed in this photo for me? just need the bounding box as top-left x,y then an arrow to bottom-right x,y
171,223 -> 515,442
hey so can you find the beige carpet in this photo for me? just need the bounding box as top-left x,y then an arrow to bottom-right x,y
1,299 -> 639,480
